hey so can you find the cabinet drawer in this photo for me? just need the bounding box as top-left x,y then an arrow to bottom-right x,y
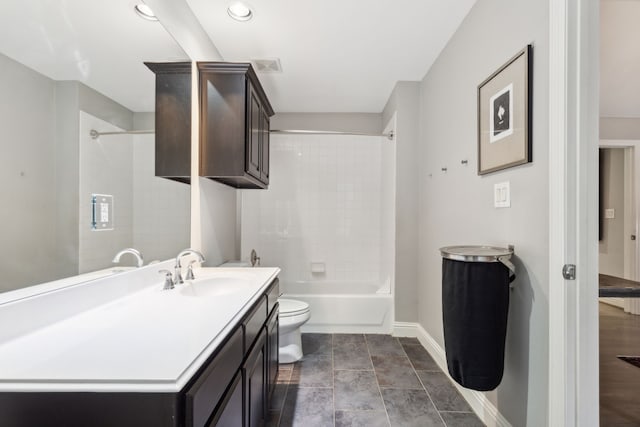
243,296 -> 267,353
186,327 -> 243,427
265,278 -> 279,315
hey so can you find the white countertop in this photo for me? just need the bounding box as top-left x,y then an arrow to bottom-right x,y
0,267 -> 279,393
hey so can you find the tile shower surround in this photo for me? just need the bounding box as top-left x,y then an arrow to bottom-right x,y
241,134 -> 394,285
269,334 -> 483,427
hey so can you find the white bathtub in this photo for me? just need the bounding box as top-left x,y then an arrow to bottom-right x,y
282,281 -> 393,334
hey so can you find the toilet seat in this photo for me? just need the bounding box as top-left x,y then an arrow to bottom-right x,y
278,298 -> 310,318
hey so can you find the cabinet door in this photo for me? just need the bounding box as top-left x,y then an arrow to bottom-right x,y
244,329 -> 267,427
266,307 -> 279,399
259,109 -> 270,185
246,82 -> 261,181
186,327 -> 243,427
209,371 -> 243,427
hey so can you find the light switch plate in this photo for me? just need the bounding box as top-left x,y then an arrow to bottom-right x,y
604,208 -> 615,219
494,182 -> 511,208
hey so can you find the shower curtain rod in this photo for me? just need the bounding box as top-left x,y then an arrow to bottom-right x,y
89,129 -> 154,139
90,129 -> 394,140
270,129 -> 394,140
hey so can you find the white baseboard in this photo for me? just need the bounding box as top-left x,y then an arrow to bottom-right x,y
392,321 -> 420,337
393,322 -> 512,427
599,297 -> 624,309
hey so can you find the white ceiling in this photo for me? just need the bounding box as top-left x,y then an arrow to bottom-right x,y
187,0 -> 477,113
0,0 -> 476,114
600,0 -> 640,118
0,1 -> 634,120
0,0 -> 187,112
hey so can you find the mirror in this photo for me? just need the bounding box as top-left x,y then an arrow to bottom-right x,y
0,1 -> 191,293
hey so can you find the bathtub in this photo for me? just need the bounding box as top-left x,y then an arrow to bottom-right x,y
282,281 -> 393,334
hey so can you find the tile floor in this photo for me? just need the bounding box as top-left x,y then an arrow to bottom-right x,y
268,334 -> 484,427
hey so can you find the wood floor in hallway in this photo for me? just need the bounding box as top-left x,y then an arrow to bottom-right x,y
600,302 -> 640,426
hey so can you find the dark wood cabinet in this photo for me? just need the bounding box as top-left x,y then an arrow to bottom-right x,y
266,305 -> 279,398
209,371 -> 243,427
198,62 -> 274,189
186,327 -> 244,427
244,329 -> 267,427
146,61 -> 273,189
144,62 -> 192,184
259,108 -> 270,185
201,280 -> 278,427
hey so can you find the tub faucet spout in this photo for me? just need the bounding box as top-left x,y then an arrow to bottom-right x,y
112,248 -> 144,268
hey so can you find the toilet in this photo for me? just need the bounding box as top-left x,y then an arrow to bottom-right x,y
278,298 -> 311,363
220,260 -> 311,363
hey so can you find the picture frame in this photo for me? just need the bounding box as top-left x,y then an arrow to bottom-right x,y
477,45 -> 532,175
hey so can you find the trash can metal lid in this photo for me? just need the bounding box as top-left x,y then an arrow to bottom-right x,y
439,245 -> 513,263
440,245 -> 516,281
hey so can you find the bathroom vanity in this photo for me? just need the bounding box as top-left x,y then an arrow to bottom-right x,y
0,264 -> 280,427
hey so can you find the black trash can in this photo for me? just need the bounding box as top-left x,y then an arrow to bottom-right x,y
440,246 -> 515,391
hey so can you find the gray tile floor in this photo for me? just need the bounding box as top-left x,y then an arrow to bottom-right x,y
269,334 -> 484,427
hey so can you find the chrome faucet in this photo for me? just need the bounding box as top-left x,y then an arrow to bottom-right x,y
158,269 -> 174,290
112,248 -> 144,268
174,249 -> 205,284
185,260 -> 199,280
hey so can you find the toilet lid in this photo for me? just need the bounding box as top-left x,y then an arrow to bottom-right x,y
279,298 -> 310,317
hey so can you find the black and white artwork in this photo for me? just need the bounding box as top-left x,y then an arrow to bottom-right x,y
489,83 -> 513,143
477,45 -> 532,175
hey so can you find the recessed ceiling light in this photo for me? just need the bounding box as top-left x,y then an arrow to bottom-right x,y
134,4 -> 158,21
227,2 -> 253,21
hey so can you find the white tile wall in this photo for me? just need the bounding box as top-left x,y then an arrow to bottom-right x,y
241,134 -> 395,289
132,134 -> 190,263
78,112 -> 190,272
79,112 -> 133,273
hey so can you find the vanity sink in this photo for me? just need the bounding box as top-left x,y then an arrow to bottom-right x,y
179,276 -> 252,298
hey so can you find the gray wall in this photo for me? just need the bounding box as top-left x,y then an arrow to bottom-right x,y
54,82 -> 82,280
416,0 -> 549,425
599,148 -> 626,276
382,81 -> 420,322
0,53 -> 59,291
600,117 -> 640,140
199,178 -> 239,266
272,113 -> 382,134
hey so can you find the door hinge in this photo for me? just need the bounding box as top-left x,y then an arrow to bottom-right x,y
562,264 -> 576,280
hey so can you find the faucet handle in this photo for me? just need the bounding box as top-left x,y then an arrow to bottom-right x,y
158,269 -> 174,290
185,259 -> 202,281
250,249 -> 261,267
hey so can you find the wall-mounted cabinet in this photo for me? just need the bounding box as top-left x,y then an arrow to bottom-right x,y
146,62 -> 274,189
145,62 -> 192,184
198,62 -> 274,189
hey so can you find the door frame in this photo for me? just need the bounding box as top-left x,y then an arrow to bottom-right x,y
548,0 -> 600,425
599,141 -> 640,282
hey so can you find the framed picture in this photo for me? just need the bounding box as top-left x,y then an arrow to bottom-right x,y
478,45 -> 532,175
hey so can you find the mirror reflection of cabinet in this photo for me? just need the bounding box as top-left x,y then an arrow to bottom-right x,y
145,62 -> 192,184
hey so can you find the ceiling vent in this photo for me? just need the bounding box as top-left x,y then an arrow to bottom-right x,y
252,58 -> 282,73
